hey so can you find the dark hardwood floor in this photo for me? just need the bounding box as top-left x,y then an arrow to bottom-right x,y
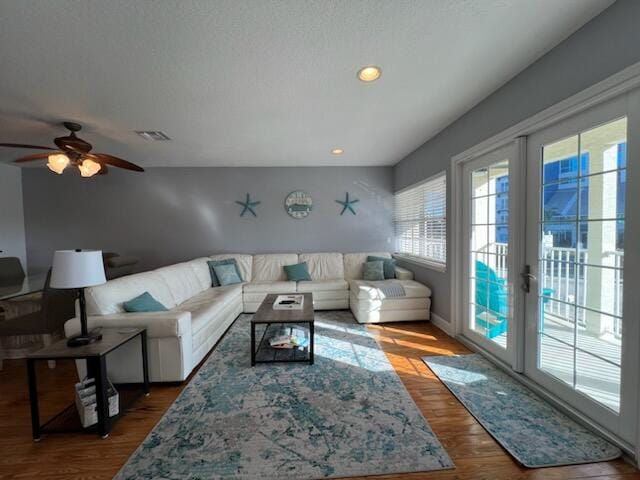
0,320 -> 637,480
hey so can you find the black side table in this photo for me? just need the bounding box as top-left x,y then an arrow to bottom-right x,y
26,327 -> 149,440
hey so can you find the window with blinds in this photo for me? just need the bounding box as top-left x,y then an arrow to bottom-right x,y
394,173 -> 447,266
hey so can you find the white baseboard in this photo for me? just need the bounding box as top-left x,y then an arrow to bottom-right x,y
430,312 -> 454,336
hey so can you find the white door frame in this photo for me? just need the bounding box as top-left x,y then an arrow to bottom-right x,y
459,141 -> 524,368
450,60 -> 640,458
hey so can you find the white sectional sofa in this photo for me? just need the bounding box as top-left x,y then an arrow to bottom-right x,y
64,252 -> 431,383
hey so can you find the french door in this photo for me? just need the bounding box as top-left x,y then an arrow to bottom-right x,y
524,91 -> 640,443
460,88 -> 640,445
462,143 -> 521,365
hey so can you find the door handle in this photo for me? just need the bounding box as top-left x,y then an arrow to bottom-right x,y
520,265 -> 536,293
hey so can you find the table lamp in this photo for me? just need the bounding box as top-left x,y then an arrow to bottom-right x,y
51,249 -> 106,347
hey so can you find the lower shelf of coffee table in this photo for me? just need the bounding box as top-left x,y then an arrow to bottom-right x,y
254,323 -> 311,363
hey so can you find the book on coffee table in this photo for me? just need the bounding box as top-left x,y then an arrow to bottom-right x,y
272,294 -> 304,310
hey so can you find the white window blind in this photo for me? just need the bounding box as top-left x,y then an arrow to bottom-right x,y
394,173 -> 446,266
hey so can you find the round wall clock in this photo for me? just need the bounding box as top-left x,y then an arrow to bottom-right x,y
284,190 -> 313,219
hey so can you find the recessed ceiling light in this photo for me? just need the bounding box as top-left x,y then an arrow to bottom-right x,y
331,148 -> 344,155
357,65 -> 381,82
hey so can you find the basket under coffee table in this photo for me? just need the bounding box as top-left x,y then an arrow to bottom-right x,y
250,293 -> 314,366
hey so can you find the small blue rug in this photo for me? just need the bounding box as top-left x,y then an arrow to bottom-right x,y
423,354 -> 621,468
115,311 -> 453,479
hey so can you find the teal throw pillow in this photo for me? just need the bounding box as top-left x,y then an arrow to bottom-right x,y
208,258 -> 243,287
284,262 -> 312,282
213,263 -> 243,286
367,255 -> 396,279
123,292 -> 168,312
363,260 -> 385,281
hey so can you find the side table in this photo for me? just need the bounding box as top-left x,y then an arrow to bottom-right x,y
26,327 -> 149,440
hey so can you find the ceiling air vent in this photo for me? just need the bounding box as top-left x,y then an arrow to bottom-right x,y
136,131 -> 171,141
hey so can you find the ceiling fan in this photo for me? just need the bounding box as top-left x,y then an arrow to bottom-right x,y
0,122 -> 144,177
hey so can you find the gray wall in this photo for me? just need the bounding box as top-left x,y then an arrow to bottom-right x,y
393,0 -> 640,321
0,164 -> 27,269
22,167 -> 393,274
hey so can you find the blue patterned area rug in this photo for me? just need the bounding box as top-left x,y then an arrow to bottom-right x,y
115,311 -> 453,479
423,354 -> 621,468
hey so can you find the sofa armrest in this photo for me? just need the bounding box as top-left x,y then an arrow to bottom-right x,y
64,310 -> 192,339
394,266 -> 414,280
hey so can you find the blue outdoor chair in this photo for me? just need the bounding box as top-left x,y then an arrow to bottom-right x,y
475,260 -> 508,338
475,260 -> 553,339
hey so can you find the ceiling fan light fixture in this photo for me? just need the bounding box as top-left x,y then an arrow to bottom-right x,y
78,159 -> 102,178
46,153 -> 69,174
2,122 -> 144,175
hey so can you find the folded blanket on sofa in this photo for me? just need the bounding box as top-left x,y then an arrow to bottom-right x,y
375,282 -> 406,298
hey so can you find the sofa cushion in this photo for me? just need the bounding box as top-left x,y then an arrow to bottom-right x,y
343,252 -> 391,280
297,279 -> 348,293
349,279 -> 432,300
243,281 -> 297,294
123,292 -> 168,312
178,285 -> 242,336
284,262 -> 312,282
187,257 -> 214,291
209,254 -> 253,282
180,284 -> 242,312
85,271 -> 177,315
252,254 -> 299,281
298,253 -> 344,280
155,262 -> 206,305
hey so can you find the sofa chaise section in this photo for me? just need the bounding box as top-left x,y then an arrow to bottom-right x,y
349,279 -> 431,323
344,253 -> 431,324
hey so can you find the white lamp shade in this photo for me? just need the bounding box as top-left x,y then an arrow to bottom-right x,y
50,250 -> 107,289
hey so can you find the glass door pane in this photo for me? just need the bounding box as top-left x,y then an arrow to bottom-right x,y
468,159 -> 510,350
538,117 -> 626,413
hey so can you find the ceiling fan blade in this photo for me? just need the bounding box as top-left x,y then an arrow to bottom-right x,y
97,163 -> 108,175
0,143 -> 56,150
14,151 -> 61,163
89,153 -> 144,172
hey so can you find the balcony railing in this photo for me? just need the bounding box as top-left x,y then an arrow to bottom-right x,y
540,246 -> 587,327
483,243 -> 623,338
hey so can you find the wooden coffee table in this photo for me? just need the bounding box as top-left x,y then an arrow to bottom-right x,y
250,293 -> 314,366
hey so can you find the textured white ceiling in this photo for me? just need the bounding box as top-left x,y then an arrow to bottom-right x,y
0,0 -> 613,167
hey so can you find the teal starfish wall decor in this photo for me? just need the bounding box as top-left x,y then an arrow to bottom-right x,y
236,193 -> 261,217
336,192 -> 359,215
